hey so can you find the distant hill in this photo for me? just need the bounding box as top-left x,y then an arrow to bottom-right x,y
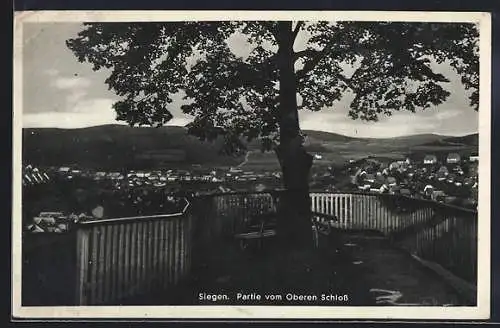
22,125 -> 243,170
304,130 -> 358,143
419,133 -> 479,147
22,125 -> 479,170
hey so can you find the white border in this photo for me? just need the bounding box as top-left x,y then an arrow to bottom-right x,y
12,10 -> 492,320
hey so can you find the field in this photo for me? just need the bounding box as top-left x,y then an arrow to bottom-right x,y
239,130 -> 478,172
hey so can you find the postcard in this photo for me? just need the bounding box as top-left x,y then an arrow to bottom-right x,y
12,10 -> 491,320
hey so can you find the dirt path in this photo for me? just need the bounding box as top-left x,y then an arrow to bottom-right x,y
237,150 -> 252,168
334,231 -> 463,306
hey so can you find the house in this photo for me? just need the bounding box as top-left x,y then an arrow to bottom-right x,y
255,183 -> 267,192
58,167 -> 71,173
432,190 -> 447,202
464,177 -> 474,186
375,172 -> 386,184
379,184 -> 390,193
390,185 -> 401,194
108,172 -> 123,180
436,166 -> 449,180
360,184 -> 371,191
423,155 -> 438,165
446,173 -> 457,184
230,167 -> 243,173
95,171 -> 107,180
423,184 -> 434,196
446,153 -> 461,164
355,170 -> 367,182
148,174 -> 159,181
389,162 -> 400,171
400,188 -> 411,196
386,176 -> 397,187
365,174 -> 376,184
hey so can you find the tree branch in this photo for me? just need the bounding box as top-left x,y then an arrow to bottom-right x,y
261,21 -> 280,43
293,49 -> 317,62
295,43 -> 382,81
292,21 -> 305,42
336,73 -> 358,93
295,47 -> 336,80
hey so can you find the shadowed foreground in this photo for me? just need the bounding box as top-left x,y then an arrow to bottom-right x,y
122,230 -> 463,306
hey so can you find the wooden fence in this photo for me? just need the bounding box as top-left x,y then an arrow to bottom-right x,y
309,192 -> 478,284
22,191 -> 477,305
74,211 -> 192,305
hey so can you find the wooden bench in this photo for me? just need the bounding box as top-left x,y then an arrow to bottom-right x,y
234,213 -> 277,250
234,212 -> 339,250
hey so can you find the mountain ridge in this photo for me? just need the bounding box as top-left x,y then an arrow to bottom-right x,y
23,123 -> 476,141
22,125 -> 478,169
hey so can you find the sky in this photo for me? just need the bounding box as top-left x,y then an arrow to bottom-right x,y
21,22 -> 479,138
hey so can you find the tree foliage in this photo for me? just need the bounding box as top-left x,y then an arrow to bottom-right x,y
67,21 -> 479,154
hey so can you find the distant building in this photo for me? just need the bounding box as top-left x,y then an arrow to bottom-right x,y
432,190 -> 447,202
390,185 -> 401,194
423,155 -> 438,165
437,166 -> 449,179
386,176 -> 397,187
400,188 -> 411,196
389,162 -> 400,171
58,167 -> 71,173
379,184 -> 389,193
230,167 -> 243,173
469,154 -> 479,162
375,172 -> 385,184
446,153 -> 461,164
423,184 -> 434,196
365,174 -> 375,184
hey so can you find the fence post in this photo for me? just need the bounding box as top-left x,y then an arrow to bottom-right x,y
75,227 -> 90,305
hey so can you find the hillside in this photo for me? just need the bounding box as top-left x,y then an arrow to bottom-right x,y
419,133 -> 479,147
22,125 -> 244,170
22,125 -> 478,170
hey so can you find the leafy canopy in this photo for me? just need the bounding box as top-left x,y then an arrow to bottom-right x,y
67,21 -> 479,153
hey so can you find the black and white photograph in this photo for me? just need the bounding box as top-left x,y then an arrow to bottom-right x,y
12,11 -> 491,319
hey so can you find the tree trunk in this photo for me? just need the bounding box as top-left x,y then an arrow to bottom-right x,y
275,21 -> 314,250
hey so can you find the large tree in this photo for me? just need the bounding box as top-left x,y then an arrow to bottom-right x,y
67,21 -> 479,249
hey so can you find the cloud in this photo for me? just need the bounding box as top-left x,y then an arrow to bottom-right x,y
434,110 -> 462,120
166,117 -> 192,127
44,68 -> 59,77
21,22 -> 478,137
24,98 -> 119,128
23,97 -> 194,128
66,89 -> 88,107
299,106 -> 466,138
52,76 -> 91,89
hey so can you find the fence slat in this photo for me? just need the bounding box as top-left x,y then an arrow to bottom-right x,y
66,192 -> 478,306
